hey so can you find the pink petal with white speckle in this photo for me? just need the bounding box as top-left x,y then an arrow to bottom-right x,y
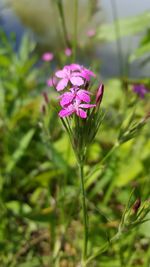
80,69 -> 96,81
55,70 -> 67,78
77,90 -> 91,103
69,64 -> 81,71
70,76 -> 84,86
56,78 -> 68,91
60,92 -> 75,107
59,106 -> 74,118
76,108 -> 87,118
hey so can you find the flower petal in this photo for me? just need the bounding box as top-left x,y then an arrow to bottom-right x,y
60,92 -> 75,107
80,69 -> 96,81
77,90 -> 91,103
69,64 -> 81,71
55,70 -> 67,78
59,107 -> 74,118
70,76 -> 84,86
76,108 -> 87,118
56,78 -> 68,91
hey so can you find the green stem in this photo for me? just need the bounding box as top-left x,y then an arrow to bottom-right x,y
110,0 -> 124,77
79,162 -> 88,266
56,0 -> 70,47
72,0 -> 78,62
86,231 -> 122,265
85,142 -> 119,182
101,142 -> 119,165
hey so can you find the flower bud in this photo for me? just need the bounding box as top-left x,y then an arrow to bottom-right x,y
96,83 -> 104,107
41,104 -> 46,115
42,91 -> 49,104
132,198 -> 141,214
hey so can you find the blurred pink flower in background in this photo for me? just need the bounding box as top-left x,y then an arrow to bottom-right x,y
42,52 -> 54,61
65,48 -> 72,57
87,29 -> 96,38
47,77 -> 57,87
132,84 -> 148,99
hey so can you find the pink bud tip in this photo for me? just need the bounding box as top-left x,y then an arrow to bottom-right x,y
96,84 -> 104,107
42,91 -> 49,104
41,104 -> 46,114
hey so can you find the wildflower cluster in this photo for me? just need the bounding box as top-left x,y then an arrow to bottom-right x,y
54,64 -> 97,119
51,63 -> 104,162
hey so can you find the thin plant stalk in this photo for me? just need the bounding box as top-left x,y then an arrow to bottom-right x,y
110,0 -> 124,77
56,0 -> 70,47
86,231 -> 122,265
72,0 -> 78,62
85,142 -> 119,182
79,162 -> 88,266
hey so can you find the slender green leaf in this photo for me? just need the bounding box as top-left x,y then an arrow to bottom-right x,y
6,129 -> 35,173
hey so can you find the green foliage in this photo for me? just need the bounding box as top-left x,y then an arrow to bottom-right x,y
130,29 -> 150,62
0,6 -> 150,267
97,11 -> 150,41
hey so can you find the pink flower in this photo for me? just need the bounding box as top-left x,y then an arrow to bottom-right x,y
51,64 -> 98,119
65,48 -> 72,57
60,88 -> 91,107
42,52 -> 54,62
55,66 -> 84,91
59,99 -> 96,119
87,29 -> 96,38
132,84 -> 148,99
55,64 -> 96,91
